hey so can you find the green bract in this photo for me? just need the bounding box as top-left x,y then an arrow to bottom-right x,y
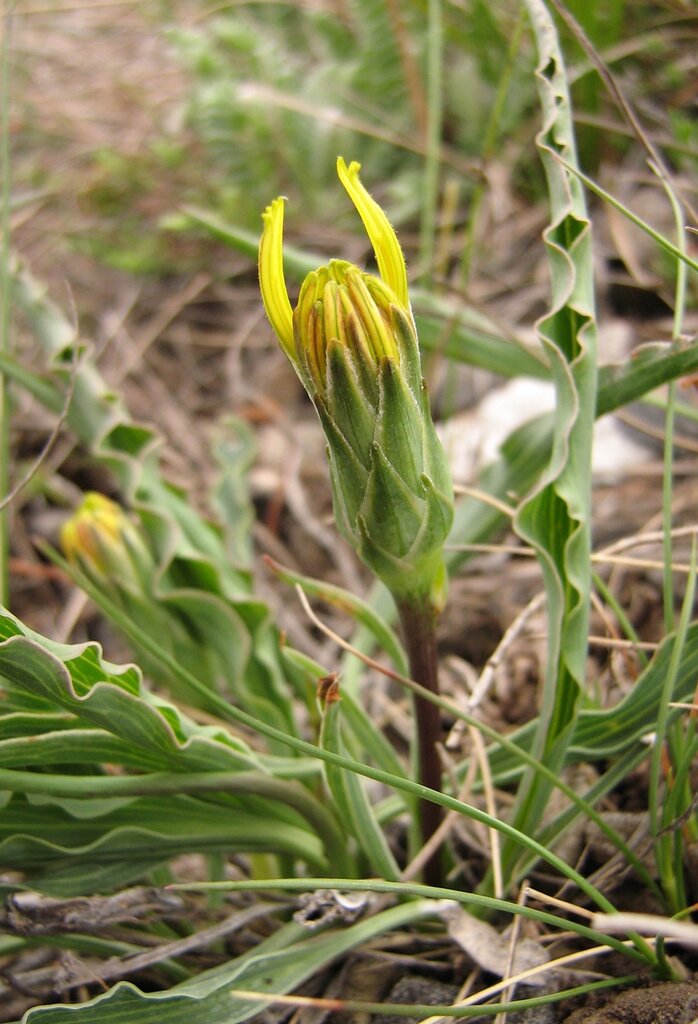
259,159 -> 454,606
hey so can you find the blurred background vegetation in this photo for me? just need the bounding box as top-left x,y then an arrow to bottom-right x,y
12,0 -> 696,278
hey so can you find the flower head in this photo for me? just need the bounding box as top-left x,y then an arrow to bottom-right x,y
260,158 -> 411,385
61,492 -> 153,591
258,160 -> 453,605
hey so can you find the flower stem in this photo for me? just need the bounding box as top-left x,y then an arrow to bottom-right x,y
397,595 -> 444,886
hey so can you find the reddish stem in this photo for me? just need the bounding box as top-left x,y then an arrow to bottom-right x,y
397,596 -> 444,886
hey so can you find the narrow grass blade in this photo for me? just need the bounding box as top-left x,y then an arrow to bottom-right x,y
318,679 -> 401,880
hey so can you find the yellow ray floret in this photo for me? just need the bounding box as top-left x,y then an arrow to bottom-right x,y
336,156 -> 408,309
259,161 -> 409,368
259,197 -> 295,358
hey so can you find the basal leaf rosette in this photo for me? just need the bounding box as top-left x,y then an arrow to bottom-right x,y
259,158 -> 453,607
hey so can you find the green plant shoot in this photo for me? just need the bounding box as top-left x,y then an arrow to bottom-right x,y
259,158 -> 455,876
259,158 -> 454,610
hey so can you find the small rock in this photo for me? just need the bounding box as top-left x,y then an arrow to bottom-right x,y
371,976 -> 459,1024
562,981 -> 698,1024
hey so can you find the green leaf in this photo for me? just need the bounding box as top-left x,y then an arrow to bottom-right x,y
0,613 -> 357,890
482,621 -> 698,786
14,262 -> 301,741
20,900 -> 440,1022
0,623 -> 260,773
0,795 -> 325,896
211,418 -> 258,568
596,341 -> 698,418
0,729 -> 168,771
504,0 -> 598,866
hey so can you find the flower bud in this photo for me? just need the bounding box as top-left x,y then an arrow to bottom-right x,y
259,159 -> 453,606
61,492 -> 154,593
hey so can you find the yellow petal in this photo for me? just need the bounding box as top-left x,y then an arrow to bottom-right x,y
336,157 -> 409,309
259,197 -> 295,358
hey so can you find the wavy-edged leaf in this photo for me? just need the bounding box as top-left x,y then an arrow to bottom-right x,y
13,264 -> 299,743
0,794 -> 326,896
20,899 -> 441,1022
481,621 -> 698,786
505,0 -> 598,861
0,609 -> 358,890
0,614 -> 260,774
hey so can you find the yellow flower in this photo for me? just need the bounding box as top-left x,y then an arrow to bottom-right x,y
335,157 -> 408,308
61,492 -> 153,591
257,159 -> 454,606
259,196 -> 294,359
61,493 -> 127,573
259,157 -> 410,384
